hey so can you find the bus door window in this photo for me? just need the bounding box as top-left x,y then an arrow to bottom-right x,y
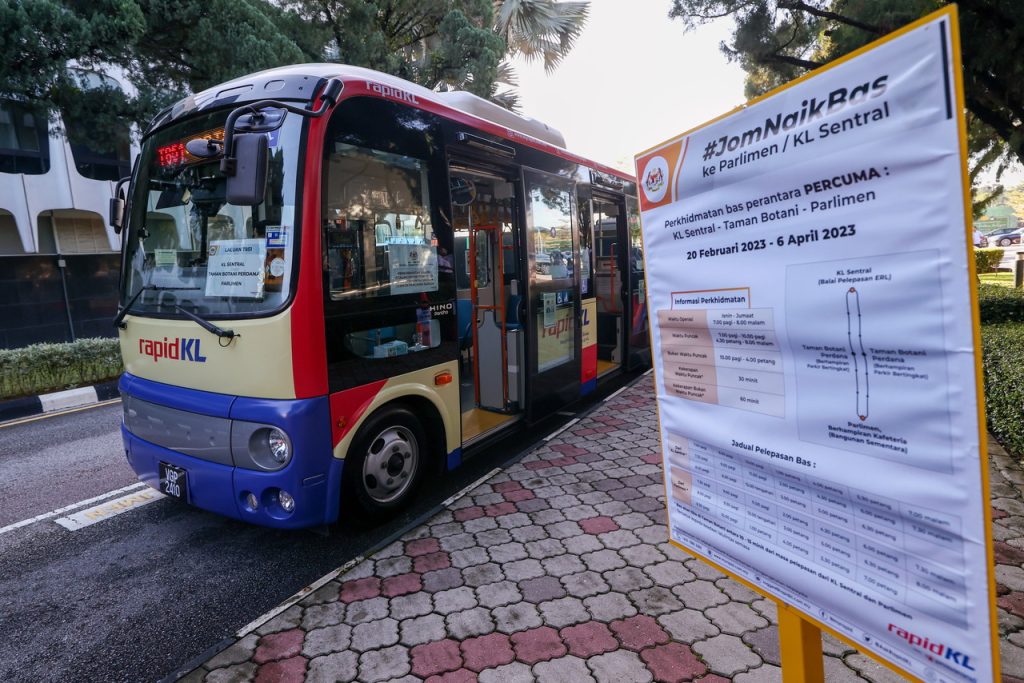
625,195 -> 650,368
593,197 -> 624,373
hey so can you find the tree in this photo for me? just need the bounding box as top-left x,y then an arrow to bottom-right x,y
667,0 -> 1024,210
0,0 -> 319,146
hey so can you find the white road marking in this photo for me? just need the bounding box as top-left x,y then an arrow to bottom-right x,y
603,386 -> 628,402
55,487 -> 164,531
0,482 -> 147,537
236,554 -> 366,638
544,418 -> 579,441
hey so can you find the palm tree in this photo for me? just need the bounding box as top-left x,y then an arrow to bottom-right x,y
494,0 -> 590,72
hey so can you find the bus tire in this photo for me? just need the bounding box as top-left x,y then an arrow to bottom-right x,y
343,405 -> 426,517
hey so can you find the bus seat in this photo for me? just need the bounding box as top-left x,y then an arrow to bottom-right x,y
506,294 -> 522,330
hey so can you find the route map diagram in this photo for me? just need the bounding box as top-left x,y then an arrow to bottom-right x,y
845,287 -> 869,420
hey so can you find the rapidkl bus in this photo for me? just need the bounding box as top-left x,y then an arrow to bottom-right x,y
113,64 -> 649,528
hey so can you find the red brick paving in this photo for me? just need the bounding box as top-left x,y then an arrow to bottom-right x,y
381,572 -> 422,598
252,629 -> 304,664
254,655 -> 306,683
460,632 -> 515,672
425,669 -> 477,683
641,642 -> 708,682
453,506 -> 485,522
579,516 -> 620,534
510,626 -> 568,665
339,576 -> 381,603
493,481 -> 522,493
414,551 -> 452,573
560,621 -> 618,658
406,537 -> 441,556
999,591 -> 1024,618
996,541 -> 1024,565
610,614 -> 671,651
484,501 -> 517,517
411,639 -> 463,677
503,488 -> 535,503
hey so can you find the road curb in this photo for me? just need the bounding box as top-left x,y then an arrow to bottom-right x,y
0,379 -> 120,424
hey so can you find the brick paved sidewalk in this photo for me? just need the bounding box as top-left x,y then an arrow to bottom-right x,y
183,377 -> 1024,682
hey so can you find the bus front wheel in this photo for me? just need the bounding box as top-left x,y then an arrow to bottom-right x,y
344,406 -> 426,517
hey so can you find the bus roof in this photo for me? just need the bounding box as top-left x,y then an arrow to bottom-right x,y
149,63 -> 631,183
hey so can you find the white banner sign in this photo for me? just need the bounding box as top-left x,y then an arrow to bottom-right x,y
636,9 -> 995,682
205,239 -> 266,299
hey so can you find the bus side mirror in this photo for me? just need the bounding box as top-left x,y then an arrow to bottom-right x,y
109,197 -> 125,233
225,133 -> 268,206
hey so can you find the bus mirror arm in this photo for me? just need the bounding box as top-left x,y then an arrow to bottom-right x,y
109,175 -> 132,233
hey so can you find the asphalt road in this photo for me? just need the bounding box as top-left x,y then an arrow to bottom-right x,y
0,382 -> 631,683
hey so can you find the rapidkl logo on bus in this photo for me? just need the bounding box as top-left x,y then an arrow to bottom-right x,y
138,337 -> 208,363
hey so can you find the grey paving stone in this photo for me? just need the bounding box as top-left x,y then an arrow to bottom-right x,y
534,655 -> 595,682
822,632 -> 855,657
750,599 -> 778,623
717,578 -> 761,602
542,553 -> 585,577
302,601 -> 347,630
440,532 -> 477,552
628,586 -> 684,616
599,529 -> 642,550
693,634 -> 761,676
350,617 -> 399,652
255,604 -> 302,635
531,509 -> 567,525
823,655 -> 866,682
705,602 -> 770,635
564,504 -> 601,520
511,524 -> 548,543
490,541 -> 530,564
586,650 -> 653,683
422,567 -> 463,593
564,534 -> 604,555
433,586 -> 478,615
446,606 -> 496,639
478,661 -> 535,683
582,549 -> 627,572
464,516 -> 499,533
672,579 -> 731,610
685,558 -> 727,581
595,501 -> 633,517
307,651 -> 359,683
733,664 -> 782,682
503,558 -> 546,581
493,601 -> 543,634
525,538 -> 565,560
451,546 -> 490,569
538,596 -> 589,627
204,663 -> 258,683
342,560 -> 377,580
618,543 -> 665,568
498,512 -> 533,529
604,566 -> 653,593
463,562 -> 505,588
561,570 -> 610,598
430,521 -> 465,538
657,608 -> 719,643
519,575 -> 566,603
306,582 -> 341,605
399,613 -> 446,647
303,623 -> 352,658
635,525 -> 669,545
579,491 -> 614,505
998,565 -> 1024,592
375,555 -> 412,578
205,634 -> 259,669
546,520 -> 584,539
742,626 -> 780,666
346,597 -> 389,625
476,528 -> 513,547
358,644 -> 411,683
584,591 -> 638,621
643,559 -> 695,587
1004,638 -> 1024,678
389,592 -> 433,620
476,580 -> 523,608
844,653 -> 913,683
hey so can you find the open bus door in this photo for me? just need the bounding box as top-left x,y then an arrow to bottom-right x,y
523,170 -> 581,420
624,195 -> 650,370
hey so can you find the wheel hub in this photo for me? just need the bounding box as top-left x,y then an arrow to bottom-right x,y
362,425 -> 418,504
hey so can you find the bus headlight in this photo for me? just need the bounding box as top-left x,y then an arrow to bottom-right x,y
268,428 -> 290,464
247,427 -> 292,470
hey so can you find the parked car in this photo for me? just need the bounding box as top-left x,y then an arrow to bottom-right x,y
986,226 -> 1022,246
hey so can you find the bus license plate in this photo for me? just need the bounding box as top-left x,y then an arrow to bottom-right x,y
159,462 -> 188,501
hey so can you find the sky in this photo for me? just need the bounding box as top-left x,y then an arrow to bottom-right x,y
509,0 -> 746,174
509,0 -> 1024,187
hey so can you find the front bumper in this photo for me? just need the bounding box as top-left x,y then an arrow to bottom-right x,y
120,373 -> 342,529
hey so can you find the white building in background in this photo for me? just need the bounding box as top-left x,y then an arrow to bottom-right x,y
0,68 -> 139,348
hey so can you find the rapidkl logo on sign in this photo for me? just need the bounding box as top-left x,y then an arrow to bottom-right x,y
888,624 -> 975,672
139,337 -> 208,363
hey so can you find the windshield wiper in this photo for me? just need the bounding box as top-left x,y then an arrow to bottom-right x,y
114,285 -> 200,329
174,305 -> 237,340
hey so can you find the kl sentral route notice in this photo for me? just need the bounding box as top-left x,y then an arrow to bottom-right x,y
635,9 -> 996,682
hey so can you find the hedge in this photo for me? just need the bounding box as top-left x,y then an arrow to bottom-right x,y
0,338 -> 123,400
976,248 -> 1003,274
982,323 -> 1024,455
978,283 -> 1024,324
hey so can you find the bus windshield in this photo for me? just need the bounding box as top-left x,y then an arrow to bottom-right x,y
121,110 -> 303,318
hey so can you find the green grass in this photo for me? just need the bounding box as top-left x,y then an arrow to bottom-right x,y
980,272 -> 1014,287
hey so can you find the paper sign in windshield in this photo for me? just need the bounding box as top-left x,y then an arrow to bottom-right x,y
390,244 -> 438,294
206,239 -> 266,298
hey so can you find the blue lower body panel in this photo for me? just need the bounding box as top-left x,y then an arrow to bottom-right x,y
120,373 -> 341,529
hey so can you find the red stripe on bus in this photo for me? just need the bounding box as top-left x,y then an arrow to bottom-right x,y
291,112 -> 329,398
329,380 -> 388,447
